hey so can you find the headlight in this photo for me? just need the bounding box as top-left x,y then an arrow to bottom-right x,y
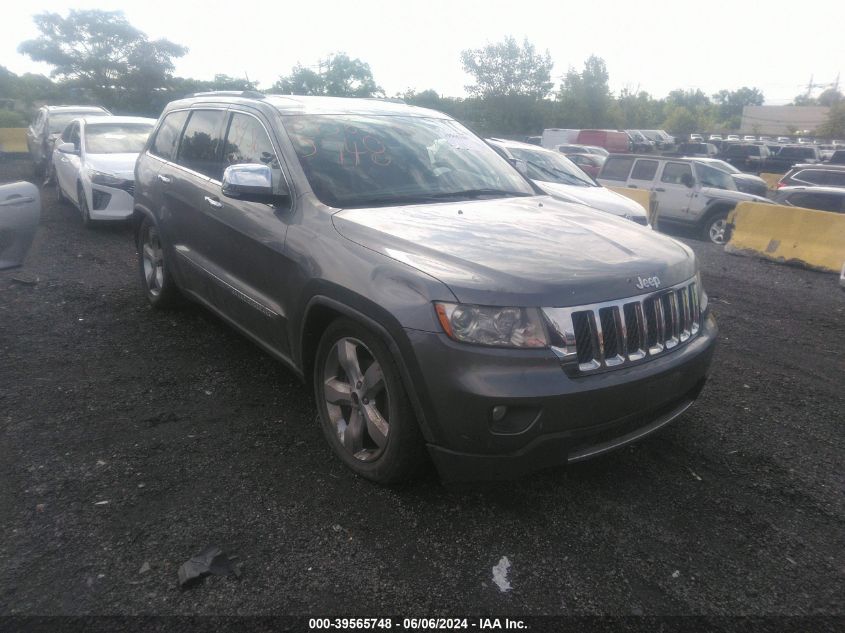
89,170 -> 125,187
434,302 -> 548,348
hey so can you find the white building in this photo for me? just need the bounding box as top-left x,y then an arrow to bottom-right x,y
740,106 -> 830,135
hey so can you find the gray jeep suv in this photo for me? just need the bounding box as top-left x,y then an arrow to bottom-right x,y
133,92 -> 718,483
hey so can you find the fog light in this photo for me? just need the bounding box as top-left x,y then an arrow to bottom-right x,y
491,405 -> 508,422
91,189 -> 112,210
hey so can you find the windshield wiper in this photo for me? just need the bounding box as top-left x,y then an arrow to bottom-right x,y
525,160 -> 592,187
425,188 -> 533,200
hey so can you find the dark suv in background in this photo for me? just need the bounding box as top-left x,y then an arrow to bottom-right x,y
133,92 -> 717,483
25,104 -> 111,175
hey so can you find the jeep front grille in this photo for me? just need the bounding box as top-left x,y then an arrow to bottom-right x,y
542,278 -> 700,374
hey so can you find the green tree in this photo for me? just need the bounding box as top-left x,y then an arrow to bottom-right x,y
817,102 -> 845,138
272,53 -> 382,97
817,88 -> 842,107
712,87 -> 764,129
556,56 -> 620,128
17,9 -> 187,114
662,105 -> 699,136
461,37 -> 553,99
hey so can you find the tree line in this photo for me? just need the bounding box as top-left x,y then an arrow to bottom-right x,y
2,10 -> 843,138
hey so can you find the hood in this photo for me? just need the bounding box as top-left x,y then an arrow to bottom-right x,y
731,173 -> 767,185
84,153 -> 139,179
332,196 -> 696,307
535,180 -> 648,220
701,187 -> 769,203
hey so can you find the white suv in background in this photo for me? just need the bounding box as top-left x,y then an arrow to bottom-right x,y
597,155 -> 769,244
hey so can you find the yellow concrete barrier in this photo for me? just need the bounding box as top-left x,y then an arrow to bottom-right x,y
759,172 -> 782,190
726,201 -> 845,273
607,186 -> 656,224
0,128 -> 28,154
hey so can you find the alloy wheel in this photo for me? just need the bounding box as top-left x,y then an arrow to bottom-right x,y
709,218 -> 728,245
322,337 -> 390,462
141,224 -> 165,297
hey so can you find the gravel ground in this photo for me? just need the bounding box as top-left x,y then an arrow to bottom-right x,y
1,156 -> 843,617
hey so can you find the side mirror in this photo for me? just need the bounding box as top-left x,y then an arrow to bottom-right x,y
508,158 -> 529,177
57,142 -> 78,155
221,164 -> 288,203
681,172 -> 695,188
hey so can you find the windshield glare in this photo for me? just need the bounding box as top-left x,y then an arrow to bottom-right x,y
85,124 -> 154,154
285,114 -> 534,208
506,146 -> 596,187
695,163 -> 737,191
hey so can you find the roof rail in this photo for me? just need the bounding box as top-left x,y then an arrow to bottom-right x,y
362,97 -> 406,104
186,90 -> 265,99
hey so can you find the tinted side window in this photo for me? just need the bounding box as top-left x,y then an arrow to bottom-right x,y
150,110 -> 189,161
223,112 -> 283,190
825,171 -> 845,187
661,162 -> 692,184
69,123 -> 80,148
789,192 -> 843,213
177,110 -> 226,179
796,170 -> 825,185
631,159 -> 658,180
600,156 -> 634,181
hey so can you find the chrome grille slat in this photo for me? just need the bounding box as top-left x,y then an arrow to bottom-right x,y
543,277 -> 702,375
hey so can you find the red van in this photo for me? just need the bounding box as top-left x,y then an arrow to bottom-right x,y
576,129 -> 631,153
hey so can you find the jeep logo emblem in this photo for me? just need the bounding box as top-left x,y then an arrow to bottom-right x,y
635,275 -> 661,290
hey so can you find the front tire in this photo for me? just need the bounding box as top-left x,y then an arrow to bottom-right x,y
703,212 -> 729,245
78,184 -> 93,228
313,318 -> 425,484
137,215 -> 181,308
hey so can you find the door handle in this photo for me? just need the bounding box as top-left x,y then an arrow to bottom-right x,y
655,187 -> 666,192
0,196 -> 35,207
204,196 -> 223,208
60,157 -> 69,163
157,174 -> 171,184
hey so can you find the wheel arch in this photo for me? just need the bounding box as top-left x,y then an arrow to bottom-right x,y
300,294 -> 437,444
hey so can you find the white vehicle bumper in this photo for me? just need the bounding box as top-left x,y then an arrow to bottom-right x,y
88,185 -> 133,221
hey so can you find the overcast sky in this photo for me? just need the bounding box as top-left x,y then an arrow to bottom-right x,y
2,0 -> 843,105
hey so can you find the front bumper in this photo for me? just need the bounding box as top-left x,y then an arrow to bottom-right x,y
406,312 -> 717,481
87,184 -> 133,221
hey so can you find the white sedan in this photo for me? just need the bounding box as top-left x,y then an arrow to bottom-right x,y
52,116 -> 156,226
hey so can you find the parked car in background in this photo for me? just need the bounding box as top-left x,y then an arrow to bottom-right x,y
540,128 -> 580,150
554,144 -> 608,157
767,145 -> 824,173
575,129 -> 631,154
722,143 -> 771,173
742,135 -> 756,142
53,116 -> 156,226
759,136 -> 771,142
689,134 -> 703,142
625,129 -> 655,153
523,136 -> 542,146
487,138 -> 650,225
676,142 -> 718,158
776,136 -> 791,143
639,129 -> 675,151
726,134 -> 740,142
0,181 -> 41,270
564,152 -> 605,179
694,158 -> 769,197
597,154 -> 769,244
828,150 -> 845,165
777,164 -> 845,189
133,92 -> 718,483
773,186 -> 845,213
709,134 -> 723,141
26,105 -> 111,176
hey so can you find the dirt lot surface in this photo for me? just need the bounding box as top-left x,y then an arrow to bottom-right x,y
1,156 -> 843,617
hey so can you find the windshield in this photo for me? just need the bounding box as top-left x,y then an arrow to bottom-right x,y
85,123 -> 153,154
506,146 -> 597,187
49,111 -> 108,134
285,114 -> 534,208
695,163 -> 737,190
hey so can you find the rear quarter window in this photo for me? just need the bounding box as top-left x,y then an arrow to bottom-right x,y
600,156 -> 634,181
631,159 -> 658,181
176,109 -> 226,179
150,110 -> 190,162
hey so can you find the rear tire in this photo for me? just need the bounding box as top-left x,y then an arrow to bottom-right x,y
137,215 -> 181,308
702,212 -> 729,245
313,318 -> 425,484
